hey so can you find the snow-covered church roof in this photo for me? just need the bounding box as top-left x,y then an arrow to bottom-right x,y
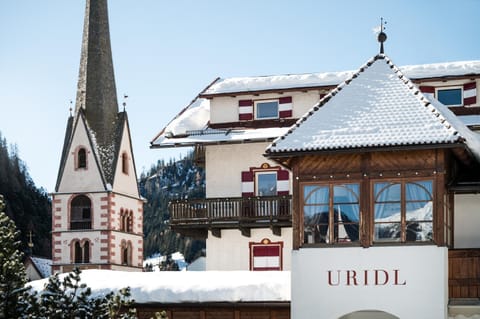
266,54 -> 480,160
29,270 -> 290,304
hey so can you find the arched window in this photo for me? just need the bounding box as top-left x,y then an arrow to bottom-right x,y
70,195 -> 92,230
126,211 -> 133,233
78,148 -> 87,169
121,241 -> 132,266
120,210 -> 133,233
83,241 -> 90,263
122,152 -> 129,175
74,241 -> 82,263
73,240 -> 90,264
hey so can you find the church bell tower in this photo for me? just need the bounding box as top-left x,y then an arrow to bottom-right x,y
51,0 -> 143,273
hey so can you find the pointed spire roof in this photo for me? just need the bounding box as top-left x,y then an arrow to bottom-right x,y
266,54 -> 478,158
56,0 -> 132,191
75,0 -> 119,148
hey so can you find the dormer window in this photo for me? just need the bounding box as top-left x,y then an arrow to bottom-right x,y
436,87 -> 462,106
77,148 -> 87,169
255,100 -> 279,119
238,97 -> 292,121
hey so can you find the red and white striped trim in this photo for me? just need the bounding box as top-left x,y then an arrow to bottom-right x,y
464,82 -> 477,106
241,171 -> 254,197
238,100 -> 253,121
278,96 -> 292,118
250,240 -> 283,271
277,169 -> 289,196
419,86 -> 435,101
241,168 -> 290,197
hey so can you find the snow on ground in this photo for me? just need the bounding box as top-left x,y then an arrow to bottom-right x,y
29,270 -> 291,304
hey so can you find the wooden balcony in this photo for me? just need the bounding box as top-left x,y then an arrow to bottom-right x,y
449,249 -> 480,298
169,195 -> 292,238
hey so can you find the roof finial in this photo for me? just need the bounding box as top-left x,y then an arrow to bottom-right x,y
377,17 -> 387,54
123,94 -> 128,111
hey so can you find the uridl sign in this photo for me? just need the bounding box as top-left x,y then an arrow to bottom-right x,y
327,269 -> 407,286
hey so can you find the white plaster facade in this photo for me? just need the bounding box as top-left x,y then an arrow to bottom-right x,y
206,228 -> 292,271
205,142 -> 291,198
292,246 -> 448,319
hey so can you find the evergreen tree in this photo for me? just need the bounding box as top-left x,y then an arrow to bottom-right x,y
20,267 -> 138,319
0,194 -> 29,319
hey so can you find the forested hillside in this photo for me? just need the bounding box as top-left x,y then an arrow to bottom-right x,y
139,151 -> 206,263
0,133 -> 51,258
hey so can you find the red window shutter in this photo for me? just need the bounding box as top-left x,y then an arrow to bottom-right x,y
419,86 -> 435,100
419,86 -> 435,93
239,100 -> 253,120
277,169 -> 289,196
241,171 -> 254,197
464,82 -> 477,106
278,96 -> 292,118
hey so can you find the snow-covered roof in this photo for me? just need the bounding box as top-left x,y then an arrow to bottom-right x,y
266,55 -> 469,155
29,257 -> 52,278
29,270 -> 290,304
151,59 -> 480,149
152,126 -> 289,148
203,60 -> 480,96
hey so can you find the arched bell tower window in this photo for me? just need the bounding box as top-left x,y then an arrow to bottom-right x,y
121,240 -> 132,266
78,148 -> 87,169
122,152 -> 129,175
70,195 -> 92,230
73,239 -> 90,264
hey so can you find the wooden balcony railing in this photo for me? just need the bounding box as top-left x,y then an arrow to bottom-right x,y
449,249 -> 480,298
169,195 -> 292,237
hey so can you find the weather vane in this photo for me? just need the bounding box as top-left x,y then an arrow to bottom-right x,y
378,17 -> 387,54
123,94 -> 128,111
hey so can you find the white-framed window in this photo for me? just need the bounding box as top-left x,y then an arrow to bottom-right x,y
256,171 -> 277,196
255,100 -> 279,119
436,87 -> 463,107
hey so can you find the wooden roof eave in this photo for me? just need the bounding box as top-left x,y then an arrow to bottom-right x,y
265,142 -> 468,162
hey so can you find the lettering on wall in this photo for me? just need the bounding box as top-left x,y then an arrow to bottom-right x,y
327,269 -> 406,286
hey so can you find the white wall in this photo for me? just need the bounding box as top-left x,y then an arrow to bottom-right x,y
206,228 -> 292,271
454,194 -> 480,248
57,118 -> 105,193
292,246 -> 448,319
205,142 -> 291,198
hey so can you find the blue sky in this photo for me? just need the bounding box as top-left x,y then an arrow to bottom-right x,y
0,0 -> 479,192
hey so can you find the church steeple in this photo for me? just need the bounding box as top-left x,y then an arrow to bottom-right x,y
52,0 -> 143,274
76,0 -> 118,148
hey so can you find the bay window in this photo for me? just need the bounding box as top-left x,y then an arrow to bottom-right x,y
303,183 -> 360,244
374,180 -> 433,243
301,179 -> 434,246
